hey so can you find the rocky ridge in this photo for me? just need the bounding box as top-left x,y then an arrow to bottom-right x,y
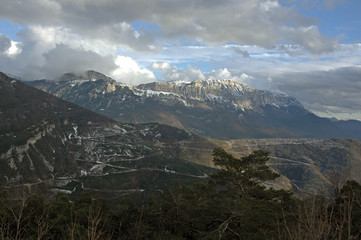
137,79 -> 304,112
28,71 -> 361,140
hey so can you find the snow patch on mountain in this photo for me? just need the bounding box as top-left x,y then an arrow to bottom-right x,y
134,89 -> 182,99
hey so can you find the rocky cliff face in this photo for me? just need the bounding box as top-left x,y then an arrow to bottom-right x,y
137,79 -> 304,112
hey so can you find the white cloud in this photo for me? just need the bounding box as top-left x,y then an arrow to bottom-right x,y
113,56 -> 142,74
153,64 -> 254,86
6,41 -> 21,57
0,34 -> 20,58
153,64 -> 206,82
182,66 -> 206,81
150,62 -> 172,72
208,68 -> 254,84
208,68 -> 232,80
0,28 -> 118,80
0,25 -> 158,81
111,56 -> 156,85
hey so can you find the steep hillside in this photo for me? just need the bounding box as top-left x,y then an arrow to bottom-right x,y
28,71 -> 361,140
0,72 -> 217,201
0,71 -> 114,185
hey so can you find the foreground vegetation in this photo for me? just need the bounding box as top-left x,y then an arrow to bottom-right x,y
1,149 -> 360,239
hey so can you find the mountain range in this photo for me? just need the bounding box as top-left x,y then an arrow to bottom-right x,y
28,70 -> 361,141
1,71 -> 361,200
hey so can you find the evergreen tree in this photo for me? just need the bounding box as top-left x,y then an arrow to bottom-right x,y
212,148 -> 282,199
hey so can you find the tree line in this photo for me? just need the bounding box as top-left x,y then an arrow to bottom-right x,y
1,149 -> 360,239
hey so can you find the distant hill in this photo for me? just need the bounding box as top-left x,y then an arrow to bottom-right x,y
28,70 -> 361,141
214,137 -> 361,196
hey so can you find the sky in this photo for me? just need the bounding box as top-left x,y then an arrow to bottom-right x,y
0,0 -> 360,120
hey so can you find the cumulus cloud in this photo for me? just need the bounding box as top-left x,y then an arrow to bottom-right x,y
111,56 -> 156,85
181,66 -> 206,82
0,43 -> 117,80
151,63 -> 254,86
165,66 -> 205,82
208,68 -> 233,80
151,63 -> 206,82
0,26 -> 154,83
208,68 -> 255,84
150,62 -> 172,72
0,24 -> 158,84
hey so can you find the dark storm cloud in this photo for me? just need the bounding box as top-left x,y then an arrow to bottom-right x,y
0,34 -> 11,53
274,66 -> 361,114
0,42 -> 117,80
39,44 -> 117,80
232,46 -> 250,58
